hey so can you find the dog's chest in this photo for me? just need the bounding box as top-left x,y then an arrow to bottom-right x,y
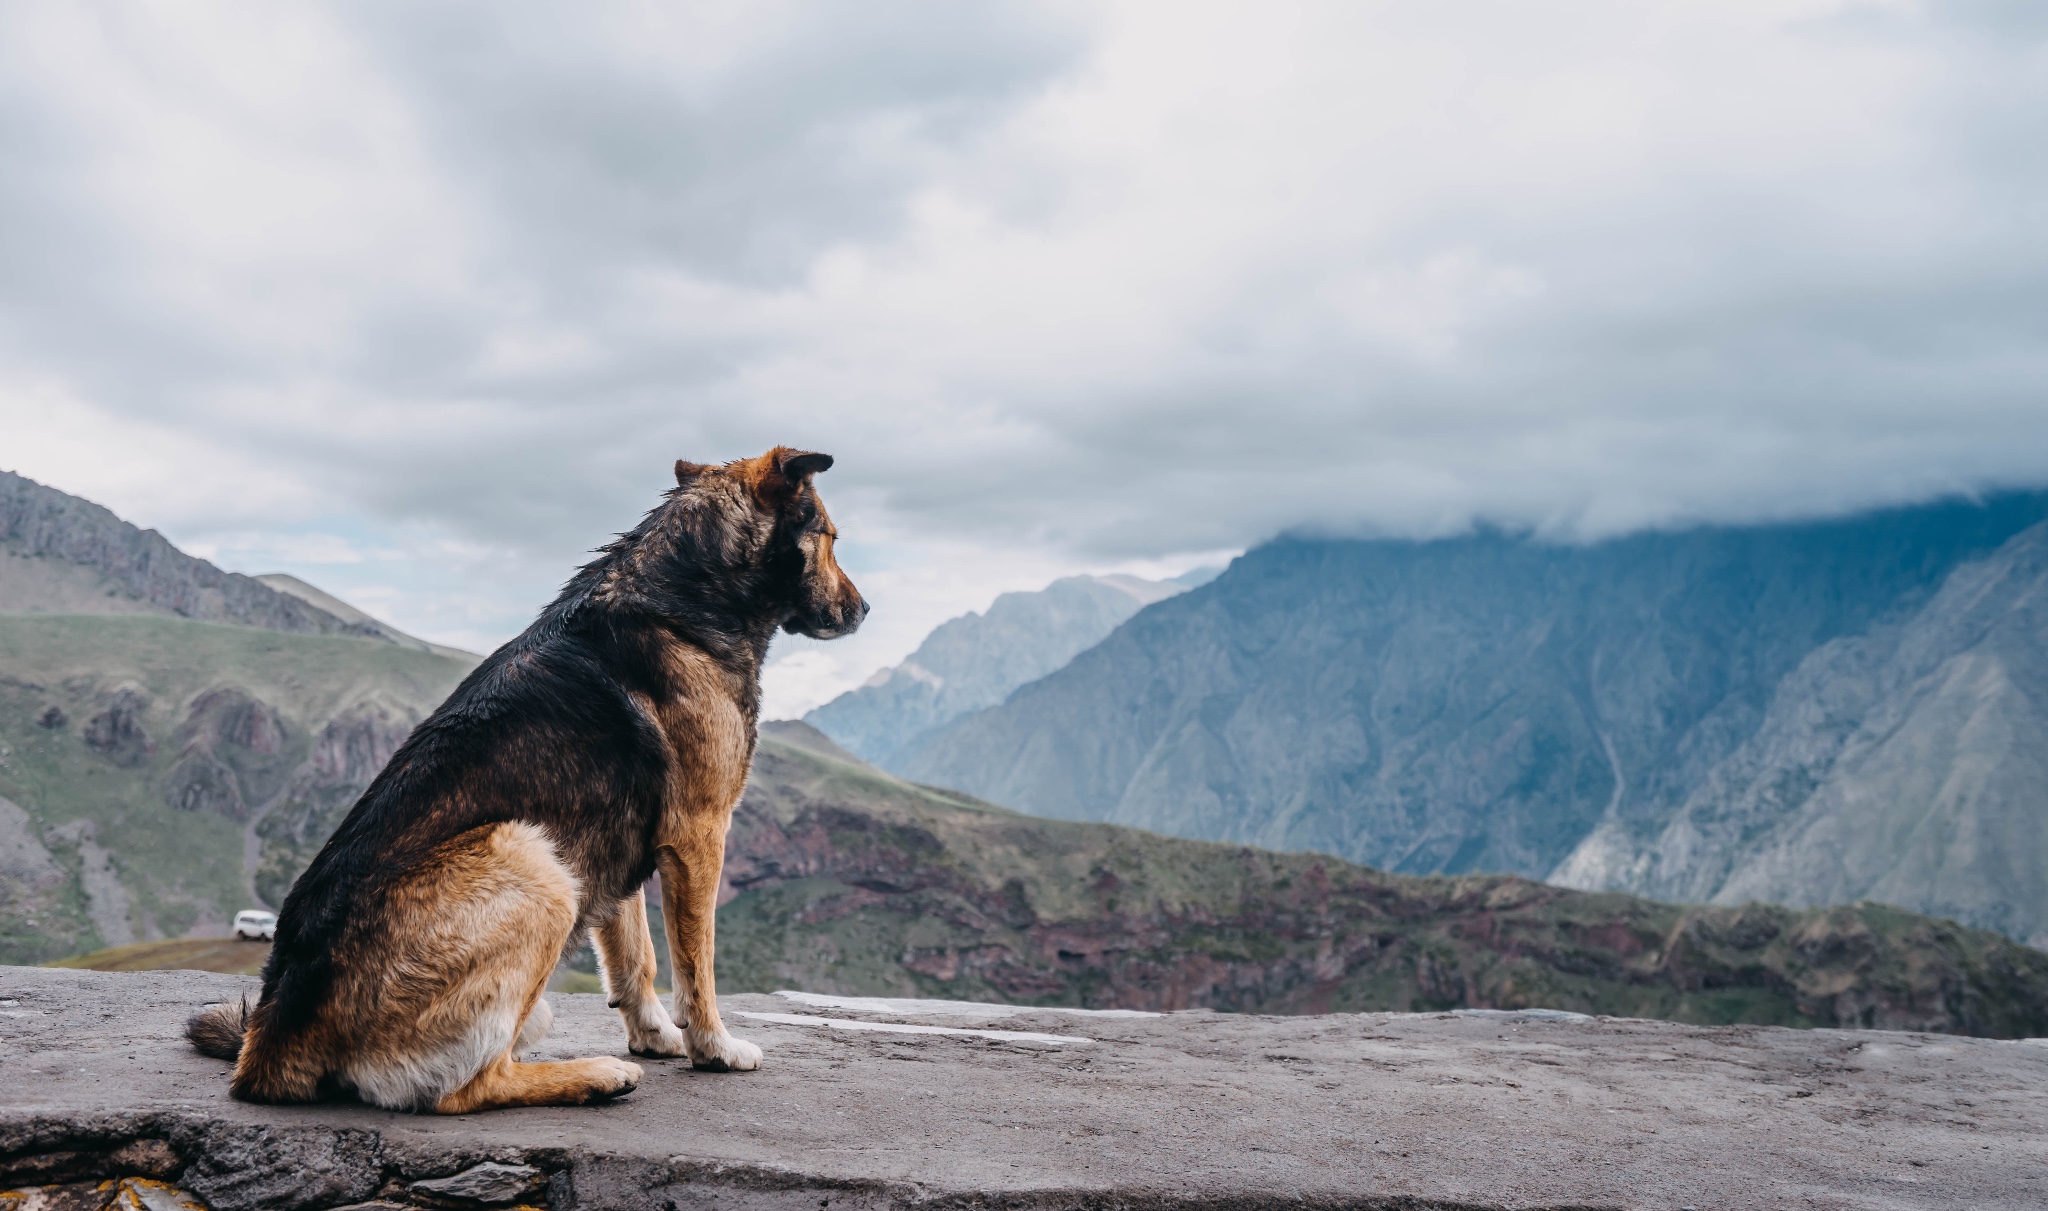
639,645 -> 756,829
661,702 -> 751,820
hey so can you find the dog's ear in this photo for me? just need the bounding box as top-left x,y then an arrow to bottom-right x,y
745,447 -> 833,505
675,459 -> 711,485
774,449 -> 834,481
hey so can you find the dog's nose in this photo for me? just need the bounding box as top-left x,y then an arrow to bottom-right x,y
857,597 -> 871,619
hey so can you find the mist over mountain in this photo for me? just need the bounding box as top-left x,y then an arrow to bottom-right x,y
898,495 -> 2048,946
806,570 -> 1214,769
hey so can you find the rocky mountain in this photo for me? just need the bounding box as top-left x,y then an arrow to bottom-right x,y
897,494 -> 2048,946
1,471 -> 377,638
1560,518 -> 2048,942
707,723 -> 2048,1036
805,570 -> 1214,769
0,473 -> 478,961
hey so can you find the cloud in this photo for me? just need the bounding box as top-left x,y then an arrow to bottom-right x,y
0,0 -> 2043,678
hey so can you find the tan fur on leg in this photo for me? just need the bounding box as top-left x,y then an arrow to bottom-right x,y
594,888 -> 686,1057
436,1052 -> 640,1114
658,829 -> 759,1072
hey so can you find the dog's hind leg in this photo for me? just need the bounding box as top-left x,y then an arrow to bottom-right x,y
340,822 -> 640,1113
594,887 -> 686,1057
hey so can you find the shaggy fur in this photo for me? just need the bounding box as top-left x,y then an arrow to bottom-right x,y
185,448 -> 865,1112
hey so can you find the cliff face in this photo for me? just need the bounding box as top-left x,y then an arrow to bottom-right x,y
0,470 -> 371,638
896,495 -> 2048,943
1557,520 -> 2048,943
253,703 -> 423,908
805,572 -> 1204,769
717,727 -> 2048,1037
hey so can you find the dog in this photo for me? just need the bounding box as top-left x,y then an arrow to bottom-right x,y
186,448 -> 866,1112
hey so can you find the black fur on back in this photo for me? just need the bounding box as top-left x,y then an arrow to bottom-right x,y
246,455 -> 863,1048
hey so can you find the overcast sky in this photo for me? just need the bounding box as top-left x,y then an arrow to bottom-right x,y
3,0 -> 2045,716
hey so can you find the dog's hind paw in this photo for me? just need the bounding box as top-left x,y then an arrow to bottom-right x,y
628,1019 -> 688,1059
619,997 -> 687,1058
583,1057 -> 642,1103
688,1029 -> 762,1073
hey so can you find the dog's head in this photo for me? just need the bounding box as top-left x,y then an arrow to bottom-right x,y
670,447 -> 868,640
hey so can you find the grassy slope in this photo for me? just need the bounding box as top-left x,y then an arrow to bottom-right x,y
0,613 -> 473,962
48,938 -> 270,975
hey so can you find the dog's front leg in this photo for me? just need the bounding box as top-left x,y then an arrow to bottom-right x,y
593,888 -> 687,1058
656,816 -> 760,1072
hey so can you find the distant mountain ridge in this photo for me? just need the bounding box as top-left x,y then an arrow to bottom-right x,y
1,470 -> 373,639
897,494 -> 2048,946
255,574 -> 476,660
806,569 -> 1213,769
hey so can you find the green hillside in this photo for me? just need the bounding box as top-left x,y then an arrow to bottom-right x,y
0,612 -> 474,963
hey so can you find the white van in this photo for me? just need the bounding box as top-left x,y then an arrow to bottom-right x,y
233,910 -> 277,941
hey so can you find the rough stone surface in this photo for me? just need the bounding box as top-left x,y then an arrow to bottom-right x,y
406,1164 -> 541,1208
6,966 -> 2048,1211
106,1177 -> 208,1211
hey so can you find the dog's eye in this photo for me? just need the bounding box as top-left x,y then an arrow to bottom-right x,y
794,503 -> 817,528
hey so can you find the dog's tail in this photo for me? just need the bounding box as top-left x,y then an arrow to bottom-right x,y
185,998 -> 250,1061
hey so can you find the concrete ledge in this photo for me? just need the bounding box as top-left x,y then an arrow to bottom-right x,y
4,967 -> 2045,1211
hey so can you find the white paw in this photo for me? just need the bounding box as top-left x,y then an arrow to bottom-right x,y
688,1029 -> 762,1072
628,1019 -> 688,1059
621,999 -> 688,1058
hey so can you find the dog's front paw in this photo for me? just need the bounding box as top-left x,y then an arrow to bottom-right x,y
688,1029 -> 762,1073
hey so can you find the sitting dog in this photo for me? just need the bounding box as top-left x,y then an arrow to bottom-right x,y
186,448 -> 866,1112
